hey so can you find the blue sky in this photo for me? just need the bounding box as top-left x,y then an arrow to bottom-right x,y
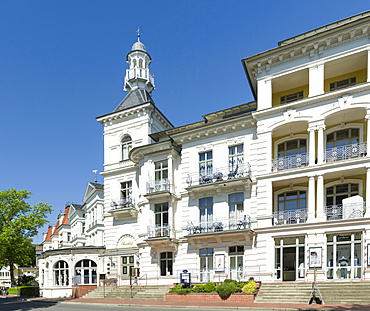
1,0 -> 369,244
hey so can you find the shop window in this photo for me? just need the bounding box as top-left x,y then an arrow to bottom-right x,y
54,261 -> 69,286
74,260 -> 97,285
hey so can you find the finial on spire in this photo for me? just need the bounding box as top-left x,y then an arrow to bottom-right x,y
136,26 -> 141,41
93,170 -> 98,183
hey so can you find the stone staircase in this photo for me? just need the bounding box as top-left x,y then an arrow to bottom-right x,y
81,285 -> 173,301
255,282 -> 370,304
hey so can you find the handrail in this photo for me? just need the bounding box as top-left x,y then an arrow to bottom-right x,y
137,273 -> 147,286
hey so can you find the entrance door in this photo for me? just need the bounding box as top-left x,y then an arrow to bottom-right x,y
283,247 -> 296,281
121,255 -> 134,280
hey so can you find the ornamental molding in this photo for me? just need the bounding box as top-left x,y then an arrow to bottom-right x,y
249,24 -> 370,78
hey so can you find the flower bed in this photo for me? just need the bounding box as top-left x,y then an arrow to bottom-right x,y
166,292 -> 255,303
166,278 -> 257,303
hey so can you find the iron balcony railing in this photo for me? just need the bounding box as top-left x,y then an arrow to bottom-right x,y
147,224 -> 172,238
325,142 -> 367,163
186,163 -> 251,187
272,153 -> 308,172
110,197 -> 135,209
324,202 -> 365,221
272,209 -> 308,226
146,179 -> 171,194
186,215 -> 251,235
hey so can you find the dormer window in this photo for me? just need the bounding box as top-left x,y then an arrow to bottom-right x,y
330,77 -> 356,92
280,91 -> 303,105
121,135 -> 132,161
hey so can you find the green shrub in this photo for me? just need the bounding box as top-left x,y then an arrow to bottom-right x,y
216,282 -> 237,300
178,288 -> 191,295
169,284 -> 181,293
8,286 -> 39,297
204,282 -> 216,293
191,284 -> 205,293
242,280 -> 256,294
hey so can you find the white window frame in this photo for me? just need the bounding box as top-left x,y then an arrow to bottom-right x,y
274,134 -> 309,159
325,123 -> 363,147
274,186 -> 308,213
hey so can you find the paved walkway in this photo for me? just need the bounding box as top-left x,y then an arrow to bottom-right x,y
21,296 -> 370,310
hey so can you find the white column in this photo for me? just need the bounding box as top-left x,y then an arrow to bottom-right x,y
367,49 -> 370,82
365,167 -> 370,217
317,126 -> 325,164
316,175 -> 324,220
257,78 -> 272,110
308,176 -> 316,221
167,154 -> 173,192
308,128 -> 315,166
309,64 -> 325,97
366,116 -> 370,157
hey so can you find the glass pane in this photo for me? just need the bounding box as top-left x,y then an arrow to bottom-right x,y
229,194 -> 236,204
351,128 -> 359,138
298,236 -> 304,244
355,232 -> 362,240
207,248 -> 214,255
163,212 -> 168,225
200,249 -> 207,257
275,248 -> 280,268
336,184 -> 348,193
327,234 -> 334,242
237,145 -> 243,153
337,234 -> 351,242
129,256 -> 134,263
351,184 -> 359,193
300,139 -> 307,148
327,133 -> 334,143
286,140 -> 298,150
230,257 -> 236,269
229,246 -> 236,253
123,257 -> 127,264
286,191 -> 298,200
337,129 -> 349,140
237,193 -> 244,202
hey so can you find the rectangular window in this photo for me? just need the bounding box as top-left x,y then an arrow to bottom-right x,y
229,145 -> 244,174
330,77 -> 356,92
199,198 -> 213,232
67,232 -> 71,242
154,160 -> 168,191
123,266 -> 127,274
280,91 -> 303,104
199,151 -> 213,180
121,181 -> 132,201
229,193 -> 244,229
160,252 -> 173,276
155,203 -> 169,236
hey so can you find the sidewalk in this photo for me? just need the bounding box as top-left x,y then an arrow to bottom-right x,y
24,296 -> 370,310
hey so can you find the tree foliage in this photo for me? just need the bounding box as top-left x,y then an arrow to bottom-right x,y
0,189 -> 52,284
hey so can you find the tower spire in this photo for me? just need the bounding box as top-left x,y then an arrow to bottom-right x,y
124,29 -> 155,94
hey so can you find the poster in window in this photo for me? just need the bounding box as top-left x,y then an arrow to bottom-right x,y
215,254 -> 224,272
309,247 -> 322,268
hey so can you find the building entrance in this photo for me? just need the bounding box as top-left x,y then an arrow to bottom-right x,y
275,237 -> 305,281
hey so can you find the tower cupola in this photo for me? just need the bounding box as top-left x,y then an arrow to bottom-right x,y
124,29 -> 155,94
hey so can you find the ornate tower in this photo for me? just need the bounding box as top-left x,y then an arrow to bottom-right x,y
124,31 -> 155,94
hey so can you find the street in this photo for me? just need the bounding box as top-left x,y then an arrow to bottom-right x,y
0,297 -> 248,311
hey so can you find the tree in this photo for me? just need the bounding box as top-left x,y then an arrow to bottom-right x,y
0,189 -> 52,285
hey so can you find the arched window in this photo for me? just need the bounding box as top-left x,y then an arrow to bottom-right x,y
54,261 -> 69,286
121,135 -> 132,161
139,58 -> 143,68
75,260 -> 97,285
132,59 -> 137,67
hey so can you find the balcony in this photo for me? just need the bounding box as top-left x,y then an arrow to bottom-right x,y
186,216 -> 251,235
108,198 -> 138,218
325,142 -> 367,163
272,153 -> 308,172
147,224 -> 172,238
125,67 -> 154,85
186,164 -> 251,189
325,202 -> 365,221
145,179 -> 171,199
272,209 -> 308,226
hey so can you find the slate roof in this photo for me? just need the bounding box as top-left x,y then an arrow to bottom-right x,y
113,88 -> 154,113
70,203 -> 83,210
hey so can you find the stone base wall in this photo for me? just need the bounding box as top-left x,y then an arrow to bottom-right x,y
166,293 -> 254,303
72,285 -> 97,298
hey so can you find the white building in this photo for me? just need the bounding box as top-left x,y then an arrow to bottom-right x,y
39,11 -> 370,298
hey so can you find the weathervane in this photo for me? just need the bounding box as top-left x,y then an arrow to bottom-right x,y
93,170 -> 98,183
136,26 -> 141,40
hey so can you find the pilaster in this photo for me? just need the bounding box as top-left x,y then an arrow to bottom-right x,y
309,64 -> 324,97
257,78 -> 272,110
316,175 -> 325,221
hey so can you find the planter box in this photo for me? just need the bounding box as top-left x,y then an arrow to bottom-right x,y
166,292 -> 255,303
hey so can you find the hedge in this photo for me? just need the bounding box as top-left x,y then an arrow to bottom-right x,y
8,286 -> 39,297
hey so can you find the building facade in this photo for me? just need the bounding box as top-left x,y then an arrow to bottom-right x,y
39,12 -> 370,298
